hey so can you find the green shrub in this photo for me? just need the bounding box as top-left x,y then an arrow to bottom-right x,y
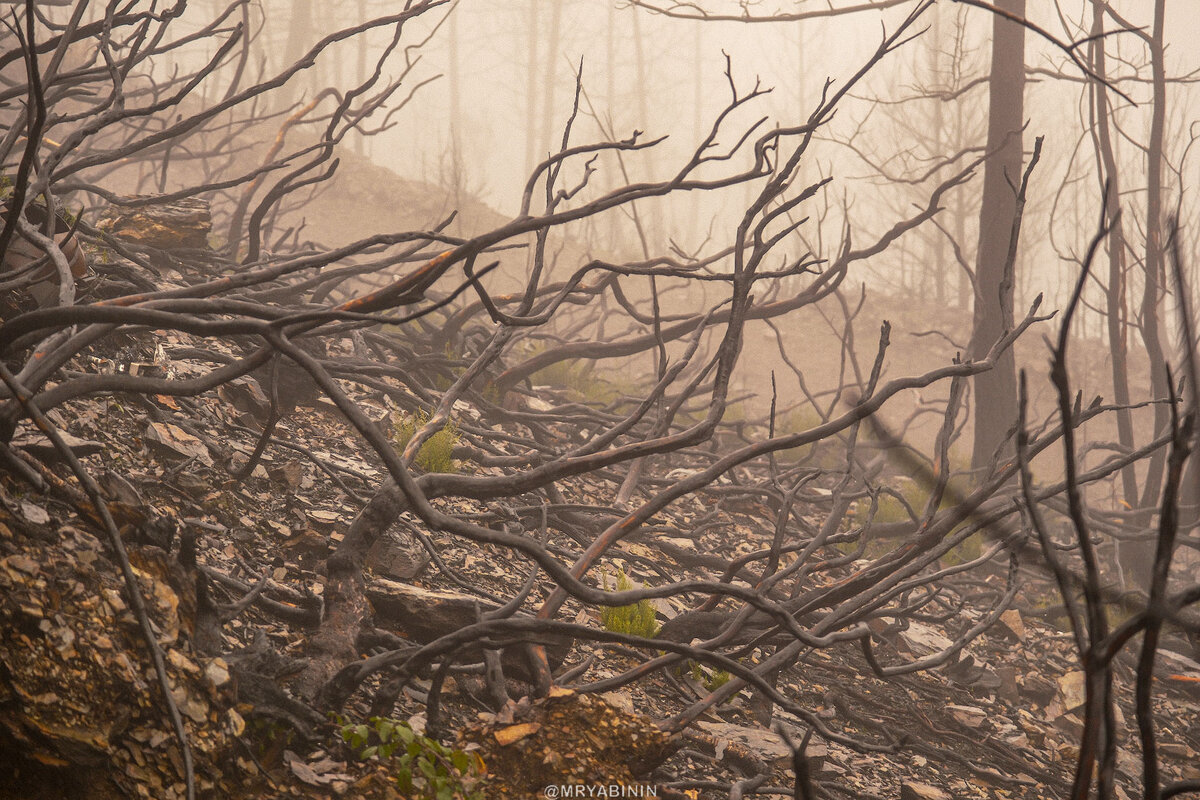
851,459 -> 973,527
338,716 -> 485,800
939,531 -> 986,567
600,568 -> 659,638
774,405 -> 845,468
246,717 -> 294,760
721,400 -> 748,424
529,352 -> 637,406
392,410 -> 460,473
847,457 -> 981,562
689,661 -> 732,693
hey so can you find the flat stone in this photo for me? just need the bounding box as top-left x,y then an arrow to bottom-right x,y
901,781 -> 951,800
1056,670 -> 1086,712
366,531 -> 427,581
898,621 -> 953,655
999,608 -> 1025,640
996,664 -> 1020,705
204,658 -> 231,688
695,721 -> 792,766
1053,712 -> 1082,736
946,704 -> 987,728
11,430 -> 103,462
1020,673 -> 1057,704
144,422 -> 212,466
97,197 -> 212,251
4,554 -> 40,575
601,690 -> 635,715
18,501 -> 50,525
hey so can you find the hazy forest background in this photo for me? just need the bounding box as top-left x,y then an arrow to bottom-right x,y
1,1 -> 1199,799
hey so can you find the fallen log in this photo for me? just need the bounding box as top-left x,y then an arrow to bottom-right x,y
365,579 -> 573,682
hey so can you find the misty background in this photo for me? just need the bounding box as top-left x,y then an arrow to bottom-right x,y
18,0 -> 1200,506
231,0 -> 1200,486
6,4 -> 1200,796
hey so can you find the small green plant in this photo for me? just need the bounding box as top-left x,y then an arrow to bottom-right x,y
527,349 -> 637,406
689,661 -> 732,692
246,717 -> 294,760
843,456 -> 985,563
338,716 -> 486,800
939,531 -> 986,567
392,410 -> 460,473
600,567 -> 659,638
850,458 -> 974,528
721,400 -> 749,424
774,404 -> 846,469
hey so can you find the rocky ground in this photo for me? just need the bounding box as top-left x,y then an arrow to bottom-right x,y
0,197 -> 1196,800
1,307 -> 1196,799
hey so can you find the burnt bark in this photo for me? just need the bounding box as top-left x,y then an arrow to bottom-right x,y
968,0 -> 1025,477
1132,0 -> 1172,588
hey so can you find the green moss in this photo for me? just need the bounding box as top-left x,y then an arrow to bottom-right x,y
245,717 -> 295,761
721,400 -> 748,424
430,342 -> 464,391
0,181 -> 78,227
857,486 -> 921,526
1103,600 -> 1139,628
834,534 -> 897,560
392,410 -> 460,473
480,380 -> 503,405
600,568 -> 659,638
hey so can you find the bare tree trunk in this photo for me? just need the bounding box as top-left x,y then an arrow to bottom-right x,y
537,0 -> 564,166
1133,0 -> 1172,584
1088,4 -> 1137,516
355,0 -> 367,155
955,198 -> 970,310
690,20 -> 703,243
929,7 -> 947,305
953,8 -> 972,313
968,0 -> 1024,476
523,0 -> 540,181
448,2 -> 463,226
285,0 -> 314,106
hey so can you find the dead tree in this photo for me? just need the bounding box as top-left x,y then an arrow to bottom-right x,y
2,2 -> 1197,800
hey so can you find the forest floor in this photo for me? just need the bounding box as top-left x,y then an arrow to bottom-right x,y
0,160 -> 1193,799
1,306 -> 1197,800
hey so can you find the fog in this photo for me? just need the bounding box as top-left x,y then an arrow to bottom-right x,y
231,1 -> 1200,320
8,0 -> 1200,504
3,3 -> 1200,796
